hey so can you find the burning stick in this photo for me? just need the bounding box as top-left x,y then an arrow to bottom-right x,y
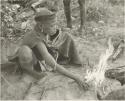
112,39 -> 125,61
85,38 -> 114,88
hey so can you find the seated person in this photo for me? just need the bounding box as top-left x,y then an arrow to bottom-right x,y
9,8 -> 88,89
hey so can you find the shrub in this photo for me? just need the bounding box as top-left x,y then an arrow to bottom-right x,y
86,0 -> 109,22
108,0 -> 124,6
1,2 -> 34,41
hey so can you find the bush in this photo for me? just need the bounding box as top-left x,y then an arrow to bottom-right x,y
1,1 -> 34,41
108,0 -> 124,5
1,3 -> 22,40
86,0 -> 109,22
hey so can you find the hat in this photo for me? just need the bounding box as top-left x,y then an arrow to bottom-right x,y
34,8 -> 56,22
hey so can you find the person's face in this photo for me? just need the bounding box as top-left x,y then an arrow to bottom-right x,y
42,21 -> 57,36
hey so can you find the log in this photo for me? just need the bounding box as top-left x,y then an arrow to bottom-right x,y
105,66 -> 125,85
97,86 -> 125,100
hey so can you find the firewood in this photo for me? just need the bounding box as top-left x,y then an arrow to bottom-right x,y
112,39 -> 125,61
105,66 -> 125,85
97,87 -> 125,100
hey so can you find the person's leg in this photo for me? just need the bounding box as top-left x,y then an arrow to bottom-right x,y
78,0 -> 86,31
18,45 -> 46,79
63,0 -> 72,28
32,46 -> 46,72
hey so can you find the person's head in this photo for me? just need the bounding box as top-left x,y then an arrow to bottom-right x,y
34,8 -> 57,36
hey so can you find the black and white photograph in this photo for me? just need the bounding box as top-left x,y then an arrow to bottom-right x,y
0,0 -> 125,100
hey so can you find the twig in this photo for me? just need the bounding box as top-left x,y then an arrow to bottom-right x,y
108,65 -> 125,70
40,87 -> 46,100
23,82 -> 33,100
1,74 -> 13,87
115,65 -> 125,69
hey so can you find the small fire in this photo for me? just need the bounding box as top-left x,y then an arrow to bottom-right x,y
85,38 -> 114,87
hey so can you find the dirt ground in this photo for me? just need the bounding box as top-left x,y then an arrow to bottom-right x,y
1,0 -> 125,100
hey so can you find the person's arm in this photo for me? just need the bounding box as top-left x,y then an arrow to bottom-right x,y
36,42 -> 88,89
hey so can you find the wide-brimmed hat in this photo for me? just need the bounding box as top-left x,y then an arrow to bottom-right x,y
34,8 -> 56,23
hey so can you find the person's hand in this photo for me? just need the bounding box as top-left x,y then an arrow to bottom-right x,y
75,77 -> 89,90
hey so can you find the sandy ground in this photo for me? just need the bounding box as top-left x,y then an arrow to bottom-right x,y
1,32 -> 124,100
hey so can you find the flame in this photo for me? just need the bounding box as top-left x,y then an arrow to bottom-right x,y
85,38 -> 114,87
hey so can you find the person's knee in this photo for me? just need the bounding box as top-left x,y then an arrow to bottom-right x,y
18,46 -> 33,64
